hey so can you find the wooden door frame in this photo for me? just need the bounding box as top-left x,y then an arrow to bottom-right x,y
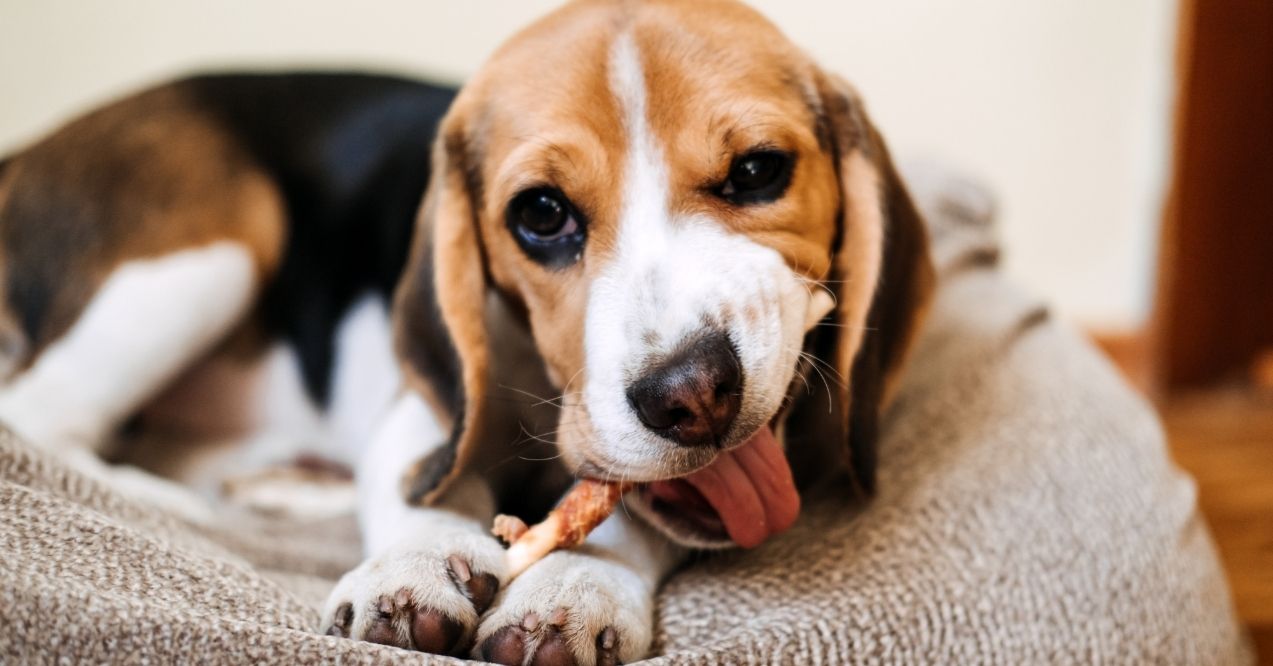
1152,0 -> 1273,393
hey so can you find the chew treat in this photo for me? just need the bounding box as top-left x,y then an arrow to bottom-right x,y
493,479 -> 633,578
491,514 -> 529,543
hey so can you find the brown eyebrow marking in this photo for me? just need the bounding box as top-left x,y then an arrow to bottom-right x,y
517,135 -> 581,172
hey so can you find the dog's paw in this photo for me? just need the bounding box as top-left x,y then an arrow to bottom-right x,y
322,532 -> 505,655
473,549 -> 653,666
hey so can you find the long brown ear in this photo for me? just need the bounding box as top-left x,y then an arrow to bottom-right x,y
787,74 -> 935,496
393,114 -> 492,507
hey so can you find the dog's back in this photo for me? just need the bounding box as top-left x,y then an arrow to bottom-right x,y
0,73 -> 455,399
0,73 -> 455,478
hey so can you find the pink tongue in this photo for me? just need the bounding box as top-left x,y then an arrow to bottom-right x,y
682,426 -> 800,548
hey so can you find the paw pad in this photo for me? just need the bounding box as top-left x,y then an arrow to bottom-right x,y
324,554 -> 500,655
478,608 -> 621,666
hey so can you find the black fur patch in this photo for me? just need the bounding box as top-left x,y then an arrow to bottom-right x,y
394,123 -> 481,505
185,73 -> 457,405
396,229 -> 465,418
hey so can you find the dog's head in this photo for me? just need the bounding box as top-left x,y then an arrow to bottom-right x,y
395,0 -> 934,548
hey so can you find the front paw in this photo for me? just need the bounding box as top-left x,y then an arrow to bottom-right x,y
474,550 -> 653,666
322,534 -> 505,655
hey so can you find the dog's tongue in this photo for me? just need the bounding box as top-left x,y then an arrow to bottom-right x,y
682,426 -> 800,548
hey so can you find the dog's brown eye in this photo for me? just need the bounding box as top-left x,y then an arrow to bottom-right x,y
506,187 -> 586,268
519,192 -> 570,237
719,150 -> 794,205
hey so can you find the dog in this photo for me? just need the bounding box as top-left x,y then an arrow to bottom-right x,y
0,1 -> 933,663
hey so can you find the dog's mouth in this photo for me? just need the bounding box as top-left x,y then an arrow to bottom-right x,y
636,424 -> 799,548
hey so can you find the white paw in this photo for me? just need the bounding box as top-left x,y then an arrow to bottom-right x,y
473,549 -> 654,665
321,530 -> 506,655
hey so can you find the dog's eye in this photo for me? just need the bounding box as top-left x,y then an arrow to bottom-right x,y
719,150 -> 794,205
506,187 -> 586,267
516,191 -> 572,239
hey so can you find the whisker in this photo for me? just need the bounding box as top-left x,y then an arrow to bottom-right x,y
802,357 -> 836,410
495,383 -> 567,408
792,274 -> 840,308
518,452 -> 565,462
798,349 -> 846,386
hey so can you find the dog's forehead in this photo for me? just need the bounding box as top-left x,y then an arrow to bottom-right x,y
469,0 -> 819,166
462,0 -> 839,285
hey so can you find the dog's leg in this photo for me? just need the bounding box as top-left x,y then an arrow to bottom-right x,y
0,242 -> 257,518
321,391 -> 509,655
472,508 -> 685,665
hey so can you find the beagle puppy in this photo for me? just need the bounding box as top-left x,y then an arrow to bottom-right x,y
326,1 -> 932,662
0,1 -> 933,664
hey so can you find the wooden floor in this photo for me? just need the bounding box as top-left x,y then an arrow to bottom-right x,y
1162,388 -> 1273,663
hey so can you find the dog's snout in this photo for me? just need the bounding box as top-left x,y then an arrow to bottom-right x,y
625,333 -> 743,448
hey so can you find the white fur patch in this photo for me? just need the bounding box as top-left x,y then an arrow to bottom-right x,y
0,242 -> 256,450
327,294 -> 401,460
231,293 -> 399,465
581,34 -> 815,480
136,293 -> 399,517
356,391 -> 452,554
324,390 -> 505,638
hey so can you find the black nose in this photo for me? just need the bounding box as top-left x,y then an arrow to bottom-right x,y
625,332 -> 743,448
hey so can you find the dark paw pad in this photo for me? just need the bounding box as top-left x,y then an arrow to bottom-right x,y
360,589 -> 464,654
479,620 -> 530,664
531,624 -> 575,666
480,609 -> 621,666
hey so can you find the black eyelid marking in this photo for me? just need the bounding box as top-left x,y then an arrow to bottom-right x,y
505,185 -> 588,269
714,149 -> 796,206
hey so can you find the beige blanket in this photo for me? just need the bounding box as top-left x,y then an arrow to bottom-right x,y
0,172 -> 1251,664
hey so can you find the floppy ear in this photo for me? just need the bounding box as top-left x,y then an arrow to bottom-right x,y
786,74 -> 936,497
393,115 -> 493,507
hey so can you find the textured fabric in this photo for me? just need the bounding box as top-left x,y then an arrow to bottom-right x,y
0,172 -> 1251,665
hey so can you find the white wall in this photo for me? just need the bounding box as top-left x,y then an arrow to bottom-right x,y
0,0 -> 1177,329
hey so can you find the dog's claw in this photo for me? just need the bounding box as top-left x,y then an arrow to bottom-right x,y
596,626 -> 620,666
364,595 -> 400,645
326,602 -> 354,637
449,554 -> 500,613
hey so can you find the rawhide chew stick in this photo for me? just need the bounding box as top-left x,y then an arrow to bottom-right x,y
492,479 -> 633,578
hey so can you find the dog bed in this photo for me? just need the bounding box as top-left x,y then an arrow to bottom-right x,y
0,168 -> 1251,664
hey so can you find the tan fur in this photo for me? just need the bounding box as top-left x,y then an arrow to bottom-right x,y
0,83 -> 286,357
833,152 -> 887,416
